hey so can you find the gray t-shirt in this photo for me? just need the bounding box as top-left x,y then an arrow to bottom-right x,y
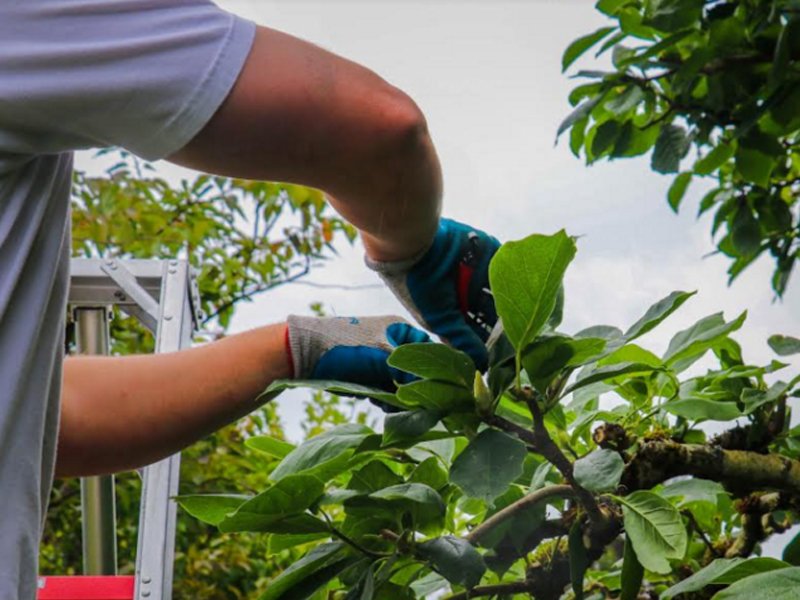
0,2 -> 255,597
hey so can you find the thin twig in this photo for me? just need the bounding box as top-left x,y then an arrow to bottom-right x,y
683,510 -> 720,558
484,414 -> 539,449
321,512 -> 384,559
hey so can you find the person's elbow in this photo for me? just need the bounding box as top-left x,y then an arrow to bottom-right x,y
373,87 -> 434,166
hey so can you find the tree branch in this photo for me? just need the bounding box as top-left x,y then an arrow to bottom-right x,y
524,393 -> 606,526
622,440 -> 800,496
683,509 -> 720,558
725,512 -> 763,558
465,485 -> 576,546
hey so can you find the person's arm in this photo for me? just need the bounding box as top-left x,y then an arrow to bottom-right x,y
57,323 -> 291,478
169,26 -> 443,262
57,315 -> 428,478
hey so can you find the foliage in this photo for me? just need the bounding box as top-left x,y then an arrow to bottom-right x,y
182,230 -> 800,600
41,152 -> 360,599
560,0 -> 800,296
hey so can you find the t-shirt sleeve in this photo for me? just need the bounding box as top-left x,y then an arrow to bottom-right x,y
3,1 -> 256,161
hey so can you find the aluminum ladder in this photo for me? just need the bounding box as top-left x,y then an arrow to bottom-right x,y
38,258 -> 202,600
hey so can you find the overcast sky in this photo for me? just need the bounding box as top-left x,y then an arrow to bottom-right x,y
77,0 -> 800,550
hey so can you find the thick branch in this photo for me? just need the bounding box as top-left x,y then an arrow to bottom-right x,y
465,485 -> 576,546
622,441 -> 800,496
725,513 -> 762,558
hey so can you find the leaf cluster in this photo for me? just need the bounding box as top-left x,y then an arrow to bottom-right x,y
183,230 -> 800,600
560,0 -> 800,296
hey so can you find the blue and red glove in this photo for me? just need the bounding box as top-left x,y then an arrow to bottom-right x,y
366,218 -> 500,371
286,315 -> 431,392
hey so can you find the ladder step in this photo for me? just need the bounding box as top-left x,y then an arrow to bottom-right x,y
38,577 -> 135,600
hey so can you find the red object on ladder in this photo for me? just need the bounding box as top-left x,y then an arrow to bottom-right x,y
38,577 -> 135,600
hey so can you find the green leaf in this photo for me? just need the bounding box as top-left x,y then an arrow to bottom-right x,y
618,30 -> 694,67
368,483 -> 445,510
573,449 -> 624,492
644,0 -> 704,32
621,535 -> 644,600
652,125 -> 690,174
261,380 -> 403,410
660,479 -> 724,505
606,87 -> 646,115
408,457 -> 449,491
522,335 -> 607,391
695,143 -> 736,175
731,207 -> 761,258
597,0 -> 633,16
449,429 -> 528,504
735,147 -> 774,188
388,343 -> 476,388
418,536 -> 487,589
613,491 -> 688,574
742,381 -> 790,415
246,436 -> 296,459
271,424 -> 375,482
784,531 -> 800,566
712,566 -> 800,600
563,27 -> 617,72
397,380 -> 475,411
345,482 -> 446,535
257,542 -> 353,600
176,494 -> 250,526
356,562 -> 377,600
624,291 -> 696,342
266,533 -> 329,554
661,558 -> 791,600
664,312 -> 747,371
218,474 -> 325,533
569,520 -> 590,600
668,173 -> 693,213
477,484 -> 546,551
348,461 -> 403,494
768,335 -> 800,357
383,410 -> 442,446
565,362 -> 658,396
599,344 -> 662,368
664,397 -> 743,421
489,231 -> 577,352
592,121 -> 622,157
558,96 -> 605,138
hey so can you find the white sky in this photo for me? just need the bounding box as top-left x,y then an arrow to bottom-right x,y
76,0 -> 800,550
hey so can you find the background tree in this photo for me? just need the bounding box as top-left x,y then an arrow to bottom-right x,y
179,230 -> 800,600
41,151 -> 365,599
559,0 -> 800,296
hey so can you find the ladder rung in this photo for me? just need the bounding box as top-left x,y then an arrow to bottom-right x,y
38,577 -> 135,600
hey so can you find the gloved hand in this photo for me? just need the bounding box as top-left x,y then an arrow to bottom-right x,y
366,218 -> 500,371
286,315 -> 431,394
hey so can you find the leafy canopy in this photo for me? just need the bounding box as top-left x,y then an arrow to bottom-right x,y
560,0 -> 800,297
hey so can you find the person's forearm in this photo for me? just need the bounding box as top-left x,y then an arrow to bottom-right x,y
57,323 -> 291,478
169,26 -> 443,262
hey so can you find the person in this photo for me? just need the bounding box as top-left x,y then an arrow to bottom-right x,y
0,1 -> 500,598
